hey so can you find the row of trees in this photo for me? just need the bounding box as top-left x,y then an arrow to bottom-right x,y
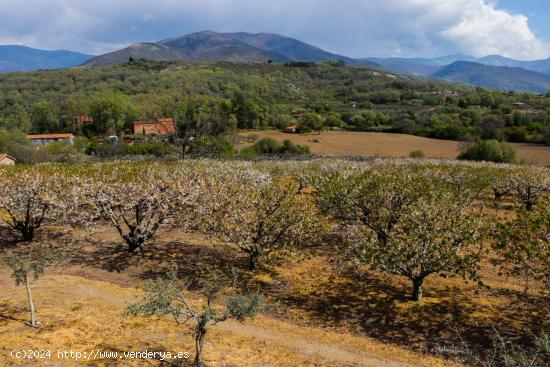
1,160 -> 547,295
0,159 -> 548,365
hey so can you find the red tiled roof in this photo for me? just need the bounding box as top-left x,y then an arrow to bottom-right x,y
157,118 -> 174,123
0,154 -> 16,161
27,133 -> 75,139
73,115 -> 93,123
133,118 -> 176,135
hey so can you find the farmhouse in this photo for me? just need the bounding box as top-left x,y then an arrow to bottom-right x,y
0,154 -> 16,165
73,115 -> 93,124
27,133 -> 75,146
284,124 -> 298,134
73,115 -> 93,134
513,102 -> 526,109
133,118 -> 176,136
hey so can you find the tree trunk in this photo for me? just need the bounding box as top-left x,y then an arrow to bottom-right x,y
21,226 -> 34,242
247,251 -> 259,271
412,277 -> 424,301
194,327 -> 206,367
25,275 -> 37,327
125,237 -> 143,254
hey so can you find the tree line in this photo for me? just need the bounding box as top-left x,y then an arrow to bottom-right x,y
0,60 -> 548,145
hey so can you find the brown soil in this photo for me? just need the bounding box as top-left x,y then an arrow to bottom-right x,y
238,131 -> 550,165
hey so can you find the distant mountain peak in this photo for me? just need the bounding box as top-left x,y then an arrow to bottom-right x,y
433,60 -> 550,93
0,45 -> 91,72
84,30 -> 374,67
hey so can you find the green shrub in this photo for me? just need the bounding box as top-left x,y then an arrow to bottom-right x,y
252,138 -> 310,156
503,127 -> 529,143
73,137 -> 91,153
280,139 -> 310,155
40,142 -> 82,163
123,142 -> 174,157
87,141 -> 124,157
5,144 -> 49,164
254,138 -> 281,154
458,140 -> 517,164
542,128 -> 550,146
238,146 -> 258,159
298,113 -> 324,133
188,136 -> 236,158
409,149 -> 425,159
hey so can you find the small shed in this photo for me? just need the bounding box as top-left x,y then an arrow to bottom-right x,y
0,154 -> 16,165
512,102 -> 526,109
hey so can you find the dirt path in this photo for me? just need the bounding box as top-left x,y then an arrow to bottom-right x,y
219,321 -> 419,367
0,273 -> 439,367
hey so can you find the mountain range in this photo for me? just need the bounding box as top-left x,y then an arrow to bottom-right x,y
365,54 -> 550,93
0,45 -> 91,72
84,31 -> 374,66
432,61 -> 550,94
2,32 -> 550,94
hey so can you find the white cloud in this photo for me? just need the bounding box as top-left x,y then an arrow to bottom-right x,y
436,0 -> 549,59
0,0 -> 547,60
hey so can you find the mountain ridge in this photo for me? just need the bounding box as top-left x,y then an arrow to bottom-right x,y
3,32 -> 550,93
84,31 -> 369,66
365,54 -> 550,76
0,45 -> 91,72
432,61 -> 550,94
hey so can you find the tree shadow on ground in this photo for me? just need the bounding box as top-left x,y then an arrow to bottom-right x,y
273,266 -> 548,354
64,234 -> 241,282
0,227 -> 67,250
0,303 -> 28,324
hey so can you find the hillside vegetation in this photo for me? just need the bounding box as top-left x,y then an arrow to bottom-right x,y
0,59 -> 549,148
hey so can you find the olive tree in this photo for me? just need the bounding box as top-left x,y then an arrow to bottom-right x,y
316,168 -> 485,301
4,243 -> 61,327
203,172 -> 322,270
126,266 -> 261,367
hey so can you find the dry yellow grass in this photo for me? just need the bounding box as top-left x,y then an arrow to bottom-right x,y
0,273 -> 458,367
1,225 -> 547,367
237,131 -> 550,165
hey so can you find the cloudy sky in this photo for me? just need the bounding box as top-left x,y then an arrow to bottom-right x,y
1,0 -> 549,60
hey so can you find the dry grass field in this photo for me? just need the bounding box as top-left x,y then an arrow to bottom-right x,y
1,224 -> 547,367
237,131 -> 550,165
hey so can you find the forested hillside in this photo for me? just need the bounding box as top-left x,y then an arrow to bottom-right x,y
0,59 -> 549,145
